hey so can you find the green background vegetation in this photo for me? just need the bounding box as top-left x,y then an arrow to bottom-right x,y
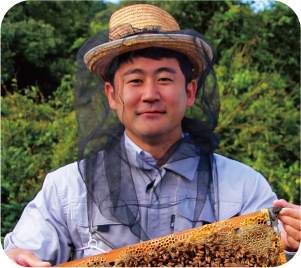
1,0 -> 300,241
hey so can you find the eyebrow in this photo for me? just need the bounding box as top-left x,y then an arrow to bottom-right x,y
123,67 -> 177,76
155,67 -> 177,74
123,68 -> 143,76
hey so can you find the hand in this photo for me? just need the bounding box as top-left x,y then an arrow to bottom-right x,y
273,199 -> 301,252
6,248 -> 51,267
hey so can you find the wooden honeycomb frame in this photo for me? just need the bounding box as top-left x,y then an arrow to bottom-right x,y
55,207 -> 286,267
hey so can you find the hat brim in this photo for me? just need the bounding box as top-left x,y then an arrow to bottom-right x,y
84,34 -> 213,81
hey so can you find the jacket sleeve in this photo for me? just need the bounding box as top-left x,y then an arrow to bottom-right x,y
241,171 -> 278,215
3,173 -> 72,266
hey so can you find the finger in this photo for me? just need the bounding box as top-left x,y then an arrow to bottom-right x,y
280,229 -> 291,252
279,214 -> 301,231
17,259 -> 51,267
283,224 -> 301,250
282,223 -> 301,242
35,261 -> 51,267
273,199 -> 301,210
14,251 -> 51,267
279,207 -> 301,220
22,256 -> 51,267
6,251 -> 27,267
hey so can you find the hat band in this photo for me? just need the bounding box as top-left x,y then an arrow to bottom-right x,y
110,24 -> 164,41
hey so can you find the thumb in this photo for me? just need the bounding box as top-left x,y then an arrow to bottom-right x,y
273,199 -> 299,210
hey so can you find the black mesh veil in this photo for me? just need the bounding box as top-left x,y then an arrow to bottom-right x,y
75,26 -> 220,248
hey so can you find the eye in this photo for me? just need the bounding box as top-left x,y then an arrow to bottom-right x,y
128,79 -> 142,84
158,78 -> 173,82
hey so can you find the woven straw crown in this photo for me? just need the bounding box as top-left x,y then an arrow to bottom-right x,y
109,4 -> 180,40
84,4 -> 213,81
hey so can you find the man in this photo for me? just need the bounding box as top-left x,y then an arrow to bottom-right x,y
4,4 -> 300,267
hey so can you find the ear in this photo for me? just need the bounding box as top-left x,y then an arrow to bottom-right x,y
105,82 -> 116,110
186,79 -> 197,107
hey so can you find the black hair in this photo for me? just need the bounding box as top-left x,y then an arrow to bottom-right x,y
105,47 -> 194,88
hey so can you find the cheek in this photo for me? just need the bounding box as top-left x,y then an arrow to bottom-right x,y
170,95 -> 189,119
125,88 -> 141,104
115,89 -> 140,114
168,91 -> 188,109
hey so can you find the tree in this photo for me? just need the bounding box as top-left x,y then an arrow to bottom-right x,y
215,47 -> 300,204
205,1 -> 300,84
90,3 -> 119,33
1,1 -> 106,97
1,76 -> 77,236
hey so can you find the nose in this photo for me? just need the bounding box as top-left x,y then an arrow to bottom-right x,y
141,81 -> 160,103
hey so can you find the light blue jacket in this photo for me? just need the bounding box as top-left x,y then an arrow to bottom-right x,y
4,136 -> 279,265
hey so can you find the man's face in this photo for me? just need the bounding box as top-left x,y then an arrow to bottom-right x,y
105,57 -> 196,146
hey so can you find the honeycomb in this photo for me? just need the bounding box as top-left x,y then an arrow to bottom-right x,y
72,256 -> 109,267
56,208 -> 286,267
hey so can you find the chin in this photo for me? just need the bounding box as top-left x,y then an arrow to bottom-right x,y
136,128 -> 165,138
141,131 -> 165,139
143,129 -> 179,142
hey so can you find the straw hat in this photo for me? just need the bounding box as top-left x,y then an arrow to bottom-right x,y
84,4 -> 213,80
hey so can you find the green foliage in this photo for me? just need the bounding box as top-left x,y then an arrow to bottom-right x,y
1,76 -> 78,236
90,3 -> 119,33
204,2 -> 300,203
215,48 -> 300,204
205,1 -> 300,84
1,0 -> 106,96
2,19 -> 61,79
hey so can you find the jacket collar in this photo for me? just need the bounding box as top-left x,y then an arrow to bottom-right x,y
124,132 -> 199,181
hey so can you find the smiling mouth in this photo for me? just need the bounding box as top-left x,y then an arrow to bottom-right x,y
138,111 -> 166,115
